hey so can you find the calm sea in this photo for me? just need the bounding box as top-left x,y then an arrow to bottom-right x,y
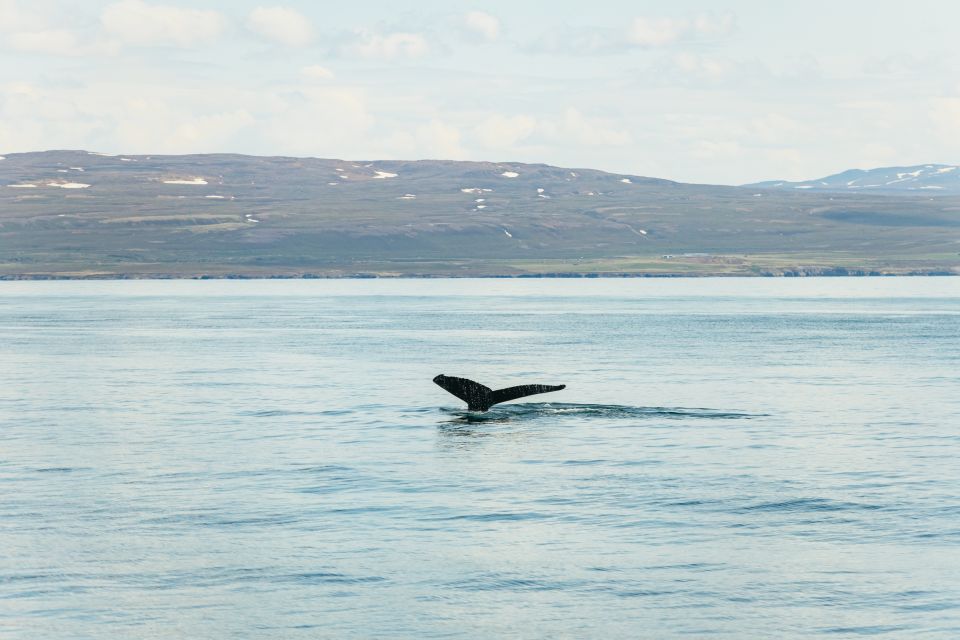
1,278 -> 958,638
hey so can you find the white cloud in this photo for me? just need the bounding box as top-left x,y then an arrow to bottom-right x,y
931,97 -> 960,142
171,110 -> 257,149
528,26 -> 623,55
258,87 -> 376,154
536,12 -> 735,54
3,28 -> 118,58
388,109 -> 626,159
464,11 -> 500,42
750,113 -> 802,144
0,81 -> 261,153
246,6 -> 314,47
692,13 -> 736,37
475,114 -> 537,148
0,82 -> 102,151
376,119 -> 466,159
1,1 -> 114,56
691,139 -> 742,160
669,52 -> 733,81
859,143 -> 899,167
4,4 -> 949,187
7,29 -> 81,56
543,108 -> 631,146
627,17 -> 688,47
1,0 -> 226,55
344,30 -> 428,59
628,13 -> 734,47
0,0 -> 36,32
415,120 -> 465,158
101,0 -> 226,48
301,64 -> 334,80
115,105 -> 256,151
0,79 -> 378,157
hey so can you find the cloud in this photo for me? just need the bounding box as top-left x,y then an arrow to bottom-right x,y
749,113 -> 802,144
0,79 -> 380,158
464,11 -> 500,42
378,119 -> 466,159
666,112 -> 804,155
862,53 -> 949,78
0,83 -> 95,151
258,86 -> 376,154
474,114 -> 537,148
628,13 -> 734,47
114,103 -> 256,152
667,52 -> 734,81
472,109 -> 630,151
101,0 -> 226,48
931,97 -> 960,142
627,18 -> 688,47
1,1 -> 115,56
7,29 -> 83,56
415,120 -> 465,158
301,64 -> 334,81
690,139 -> 742,160
529,25 -> 623,55
545,108 -> 631,146
0,80 -> 261,153
0,0 -> 37,33
633,13 -> 734,45
859,143 -> 899,167
246,6 -> 314,47
692,13 -> 736,37
344,30 -> 428,59
532,12 -> 735,55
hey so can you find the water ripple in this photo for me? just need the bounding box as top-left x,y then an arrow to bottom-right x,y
443,403 -> 761,423
2,280 -> 958,638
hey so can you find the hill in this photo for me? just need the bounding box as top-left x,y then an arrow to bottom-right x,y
745,164 -> 960,194
1,151 -> 958,278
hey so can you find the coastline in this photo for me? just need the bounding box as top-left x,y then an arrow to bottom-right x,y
3,251 -> 957,281
2,271 -> 956,281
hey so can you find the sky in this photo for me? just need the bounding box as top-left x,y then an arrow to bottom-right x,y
1,0 -> 958,184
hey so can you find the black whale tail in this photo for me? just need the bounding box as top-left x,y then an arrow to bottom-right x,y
433,374 -> 566,412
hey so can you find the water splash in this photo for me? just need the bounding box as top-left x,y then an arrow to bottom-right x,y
441,402 -> 760,423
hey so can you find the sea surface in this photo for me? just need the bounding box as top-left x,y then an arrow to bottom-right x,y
1,278 -> 958,639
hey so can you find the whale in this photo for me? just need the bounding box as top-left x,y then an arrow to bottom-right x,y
433,374 -> 566,412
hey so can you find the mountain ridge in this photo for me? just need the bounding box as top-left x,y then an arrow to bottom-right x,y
745,163 -> 960,194
1,151 -> 958,278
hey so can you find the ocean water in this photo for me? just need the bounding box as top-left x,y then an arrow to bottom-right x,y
1,278 -> 958,639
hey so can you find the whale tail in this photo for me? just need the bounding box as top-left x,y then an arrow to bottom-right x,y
433,374 -> 565,412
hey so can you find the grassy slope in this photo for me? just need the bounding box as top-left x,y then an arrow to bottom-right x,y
1,151 -> 958,278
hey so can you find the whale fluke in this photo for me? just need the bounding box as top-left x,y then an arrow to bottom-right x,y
433,374 -> 565,412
